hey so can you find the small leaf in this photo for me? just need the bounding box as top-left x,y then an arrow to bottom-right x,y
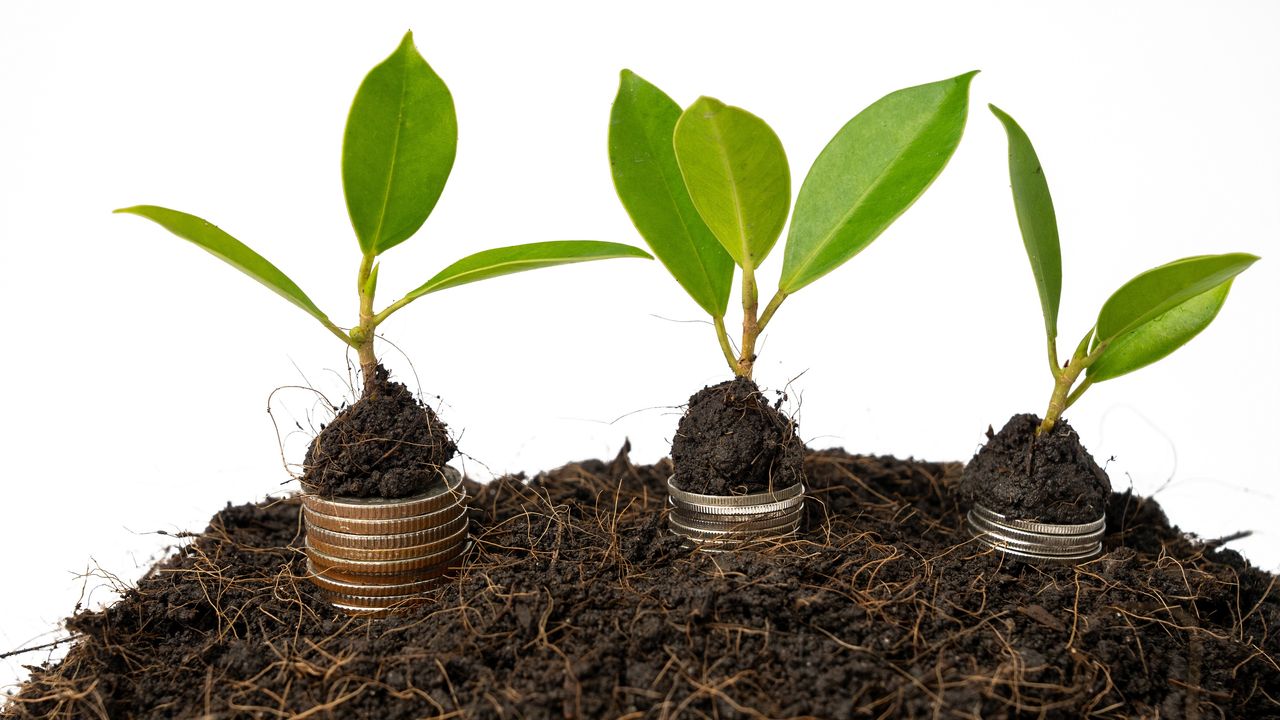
343,31 -> 457,256
1095,253 -> 1258,345
1088,280 -> 1234,382
989,104 -> 1062,343
609,70 -> 734,317
399,241 -> 652,300
673,96 -> 790,270
115,205 -> 334,326
779,71 -> 977,294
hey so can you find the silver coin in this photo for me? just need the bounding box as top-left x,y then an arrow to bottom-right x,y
668,494 -> 805,518
307,527 -> 468,575
667,475 -> 805,508
670,504 -> 804,534
303,498 -> 466,536
301,466 -> 464,520
669,516 -> 801,542
968,510 -> 1104,547
305,513 -> 469,550
971,503 -> 1105,536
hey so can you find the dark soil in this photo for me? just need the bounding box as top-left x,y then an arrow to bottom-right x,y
302,365 -> 457,498
8,448 -> 1278,719
671,377 -> 806,495
960,413 -> 1111,524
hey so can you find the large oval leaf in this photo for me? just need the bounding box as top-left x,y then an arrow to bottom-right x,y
672,97 -> 790,271
990,104 -> 1061,343
1088,280 -> 1233,382
609,71 -> 733,317
1095,253 -> 1258,345
343,31 -> 457,256
398,241 -> 651,299
115,205 -> 333,326
779,71 -> 977,294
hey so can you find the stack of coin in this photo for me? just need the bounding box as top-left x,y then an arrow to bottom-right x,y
968,502 -> 1104,564
666,476 -> 805,547
302,466 -> 468,614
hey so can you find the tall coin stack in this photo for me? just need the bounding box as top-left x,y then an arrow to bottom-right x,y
967,502 -> 1104,563
667,476 -> 806,547
303,467 -> 469,614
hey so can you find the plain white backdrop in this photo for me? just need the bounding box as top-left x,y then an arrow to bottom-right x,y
2,0 -> 1277,694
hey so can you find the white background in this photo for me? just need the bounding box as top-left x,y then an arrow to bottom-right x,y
2,0 -> 1277,694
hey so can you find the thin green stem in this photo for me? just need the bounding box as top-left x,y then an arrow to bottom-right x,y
373,293 -> 414,325
1038,332 -> 1108,434
1063,376 -> 1093,411
757,289 -> 786,334
1047,336 -> 1061,379
737,262 -> 760,379
713,315 -> 740,375
355,253 -> 378,392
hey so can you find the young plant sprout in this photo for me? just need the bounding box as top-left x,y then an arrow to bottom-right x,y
962,104 -> 1258,555
610,71 -> 976,504
117,32 -> 650,501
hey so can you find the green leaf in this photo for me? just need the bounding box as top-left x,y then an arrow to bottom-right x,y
1095,253 -> 1258,345
989,104 -> 1061,343
672,96 -> 790,270
609,71 -> 734,317
343,31 -> 457,256
115,205 -> 334,326
399,241 -> 652,300
779,71 -> 977,293
1088,280 -> 1234,382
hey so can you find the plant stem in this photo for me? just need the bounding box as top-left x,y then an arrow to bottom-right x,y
757,289 -> 786,334
355,253 -> 378,394
1038,335 -> 1106,434
737,263 -> 760,379
713,316 -> 740,375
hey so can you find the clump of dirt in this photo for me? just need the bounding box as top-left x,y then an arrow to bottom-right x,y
6,449 -> 1278,719
960,413 -> 1111,523
301,364 -> 456,498
670,377 -> 805,494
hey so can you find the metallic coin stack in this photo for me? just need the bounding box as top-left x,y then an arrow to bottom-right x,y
667,476 -> 805,547
967,502 -> 1104,563
302,466 -> 468,614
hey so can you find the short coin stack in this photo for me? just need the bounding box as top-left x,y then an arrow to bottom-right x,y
303,467 -> 468,614
667,476 -> 805,547
968,502 -> 1104,563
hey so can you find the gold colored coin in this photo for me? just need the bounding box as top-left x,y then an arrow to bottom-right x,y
303,499 -> 465,536
307,537 -> 467,577
306,523 -> 468,561
306,559 -> 456,596
302,467 -> 464,520
305,514 -> 468,553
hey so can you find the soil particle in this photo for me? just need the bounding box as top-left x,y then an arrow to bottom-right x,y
301,365 -> 456,499
670,377 -> 805,495
8,448 -> 1277,719
960,413 -> 1111,523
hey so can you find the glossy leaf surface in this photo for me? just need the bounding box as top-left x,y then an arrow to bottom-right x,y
673,96 -> 790,269
609,71 -> 733,316
400,241 -> 651,300
990,104 -> 1061,342
343,31 -> 457,255
1088,280 -> 1233,382
115,205 -> 333,326
779,71 -> 977,293
1095,253 -> 1258,345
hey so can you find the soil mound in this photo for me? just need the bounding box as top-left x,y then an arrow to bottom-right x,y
7,449 -> 1278,718
960,413 -> 1111,524
302,365 -> 456,498
670,377 -> 805,495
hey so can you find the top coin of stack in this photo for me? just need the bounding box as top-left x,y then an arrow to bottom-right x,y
302,466 -> 469,614
667,476 -> 806,547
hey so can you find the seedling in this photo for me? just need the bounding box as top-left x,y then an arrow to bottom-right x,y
990,105 -> 1258,434
117,33 -> 650,392
610,70 -> 977,378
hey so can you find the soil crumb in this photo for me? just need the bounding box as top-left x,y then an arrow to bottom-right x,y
301,364 -> 456,498
960,413 -> 1111,524
670,377 -> 805,495
8,449 -> 1277,719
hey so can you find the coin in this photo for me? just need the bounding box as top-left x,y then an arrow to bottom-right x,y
302,467 -> 464,520
306,559 -> 457,596
306,522 -> 469,561
307,531 -> 468,575
669,515 -> 801,542
306,513 -> 468,552
670,503 -> 803,534
967,503 -> 1104,563
320,589 -> 432,609
667,476 -> 805,508
970,503 -> 1105,536
303,499 -> 465,535
968,511 -> 1103,548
